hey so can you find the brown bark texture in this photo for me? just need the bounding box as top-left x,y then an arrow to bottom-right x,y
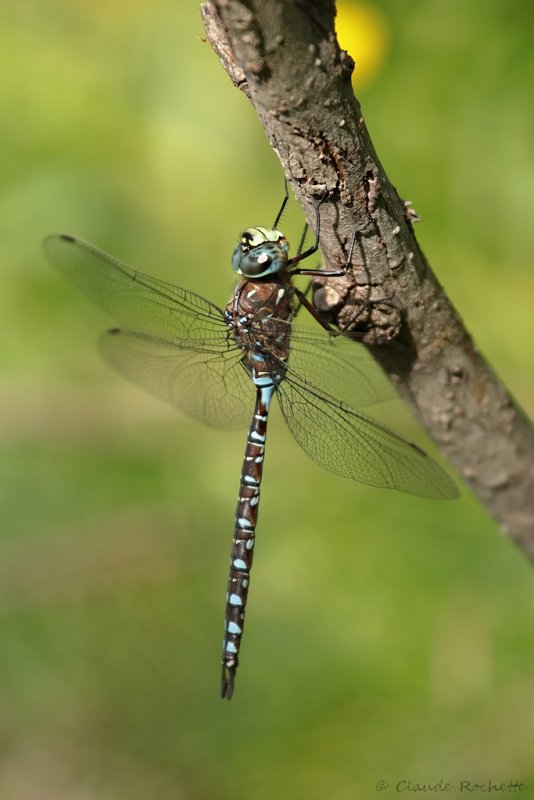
201,0 -> 534,561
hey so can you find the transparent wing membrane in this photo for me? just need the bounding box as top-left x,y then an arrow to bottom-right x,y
276,373 -> 458,499
100,330 -> 254,429
44,233 -> 457,496
44,234 -> 253,429
282,323 -> 397,408
43,235 -> 228,342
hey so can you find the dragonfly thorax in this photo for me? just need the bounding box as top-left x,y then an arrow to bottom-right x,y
231,227 -> 289,278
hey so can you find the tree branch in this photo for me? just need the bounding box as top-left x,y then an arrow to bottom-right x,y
200,0 -> 534,560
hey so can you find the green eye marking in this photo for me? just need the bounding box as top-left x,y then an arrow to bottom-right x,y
232,227 -> 290,278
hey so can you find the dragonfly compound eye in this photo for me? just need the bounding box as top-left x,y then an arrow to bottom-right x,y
232,227 -> 289,278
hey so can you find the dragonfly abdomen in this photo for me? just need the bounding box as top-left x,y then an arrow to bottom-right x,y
221,383 -> 273,700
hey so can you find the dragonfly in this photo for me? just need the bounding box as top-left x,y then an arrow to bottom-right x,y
44,202 -> 458,700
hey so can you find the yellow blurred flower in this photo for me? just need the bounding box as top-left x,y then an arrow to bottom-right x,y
336,0 -> 389,88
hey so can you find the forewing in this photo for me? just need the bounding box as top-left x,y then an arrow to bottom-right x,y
45,234 -> 254,429
253,318 -> 397,409
276,372 -> 458,499
43,234 -> 228,343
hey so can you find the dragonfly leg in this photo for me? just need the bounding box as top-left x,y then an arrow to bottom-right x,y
293,227 -> 400,335
272,180 -> 289,229
292,215 -> 321,317
290,227 -> 357,279
292,228 -> 359,330
294,287 -> 336,332
286,196 -> 329,268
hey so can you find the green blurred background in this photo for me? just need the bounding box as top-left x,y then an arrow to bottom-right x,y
1,1 -> 533,797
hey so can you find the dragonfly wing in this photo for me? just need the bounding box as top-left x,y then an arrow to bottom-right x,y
100,330 -> 254,430
254,319 -> 397,409
276,371 -> 458,499
44,234 -> 254,429
43,234 -> 228,342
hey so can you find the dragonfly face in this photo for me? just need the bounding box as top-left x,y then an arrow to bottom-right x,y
232,227 -> 290,277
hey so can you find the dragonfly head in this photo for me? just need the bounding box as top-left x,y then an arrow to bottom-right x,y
232,227 -> 290,278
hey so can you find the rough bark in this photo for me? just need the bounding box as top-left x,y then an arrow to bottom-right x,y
200,0 -> 534,560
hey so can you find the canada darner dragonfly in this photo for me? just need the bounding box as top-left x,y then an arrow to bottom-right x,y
44,207 -> 457,700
